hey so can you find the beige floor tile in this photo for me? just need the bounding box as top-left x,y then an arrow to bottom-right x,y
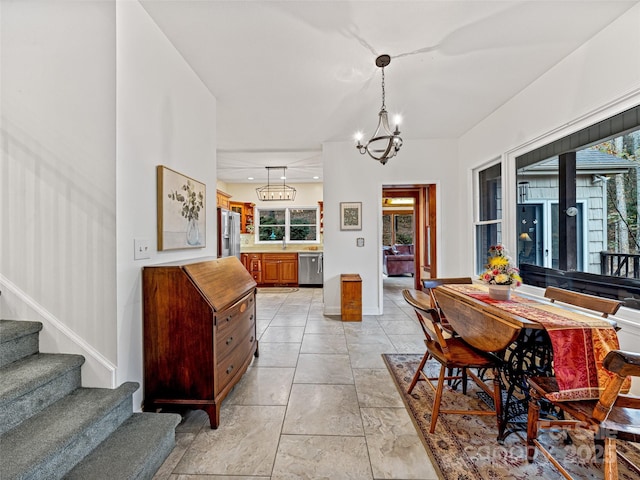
173,405 -> 285,476
226,366 -> 294,405
361,407 -> 439,480
293,353 -> 353,384
353,368 -> 405,408
282,384 -> 363,435
271,435 -> 373,480
269,314 -> 308,327
348,343 -> 397,369
259,325 -> 305,342
300,333 -> 348,354
304,320 -> 345,334
252,342 -> 300,367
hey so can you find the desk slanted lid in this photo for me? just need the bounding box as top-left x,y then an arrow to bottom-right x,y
183,256 -> 256,311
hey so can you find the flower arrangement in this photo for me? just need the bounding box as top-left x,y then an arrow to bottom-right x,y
168,180 -> 204,222
480,244 -> 522,286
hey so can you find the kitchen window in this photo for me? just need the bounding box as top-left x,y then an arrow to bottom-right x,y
256,207 -> 319,243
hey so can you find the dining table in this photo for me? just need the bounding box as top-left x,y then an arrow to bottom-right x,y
433,283 -> 623,442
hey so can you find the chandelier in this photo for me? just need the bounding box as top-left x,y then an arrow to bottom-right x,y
256,166 -> 296,201
355,54 -> 403,165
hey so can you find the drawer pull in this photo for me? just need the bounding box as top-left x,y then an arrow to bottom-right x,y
226,316 -> 232,323
226,365 -> 234,374
249,336 -> 254,343
226,336 -> 234,345
250,314 -> 254,321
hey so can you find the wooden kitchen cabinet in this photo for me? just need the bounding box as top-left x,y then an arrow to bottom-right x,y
230,201 -> 255,234
142,256 -> 257,428
216,190 -> 231,209
261,253 -> 298,286
241,252 -> 263,284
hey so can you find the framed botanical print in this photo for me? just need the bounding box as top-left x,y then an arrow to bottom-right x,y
157,165 -> 206,250
340,202 -> 362,231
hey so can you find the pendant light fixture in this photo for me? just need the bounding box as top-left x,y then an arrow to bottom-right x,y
256,166 -> 296,201
355,54 -> 403,165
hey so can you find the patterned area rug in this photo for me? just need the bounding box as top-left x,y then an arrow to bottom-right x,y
382,353 -> 640,480
257,287 -> 299,293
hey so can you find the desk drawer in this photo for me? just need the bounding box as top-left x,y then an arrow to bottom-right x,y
215,331 -> 257,395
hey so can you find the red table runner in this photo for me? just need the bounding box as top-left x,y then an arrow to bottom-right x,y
445,284 -> 625,401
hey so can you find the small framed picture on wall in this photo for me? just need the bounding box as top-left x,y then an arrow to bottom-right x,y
340,202 -> 362,231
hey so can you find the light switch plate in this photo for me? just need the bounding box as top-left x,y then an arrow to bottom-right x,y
356,237 -> 365,247
134,238 -> 151,260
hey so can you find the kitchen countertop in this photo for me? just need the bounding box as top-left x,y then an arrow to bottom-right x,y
241,246 -> 323,253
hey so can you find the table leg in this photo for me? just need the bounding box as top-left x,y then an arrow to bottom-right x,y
496,328 -> 554,442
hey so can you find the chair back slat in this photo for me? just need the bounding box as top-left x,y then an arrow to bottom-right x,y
422,277 -> 472,332
402,289 -> 449,351
544,286 -> 622,318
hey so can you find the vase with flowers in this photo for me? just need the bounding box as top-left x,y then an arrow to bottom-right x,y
479,244 -> 522,300
168,180 -> 204,246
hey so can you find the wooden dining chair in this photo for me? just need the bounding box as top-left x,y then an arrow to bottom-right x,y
527,350 -> 640,479
422,277 -> 473,335
544,286 -> 622,318
402,289 -> 503,433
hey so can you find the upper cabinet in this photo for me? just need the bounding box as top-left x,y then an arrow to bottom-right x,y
217,190 -> 231,210
229,201 -> 255,234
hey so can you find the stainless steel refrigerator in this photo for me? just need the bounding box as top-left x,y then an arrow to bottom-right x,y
218,208 -> 241,259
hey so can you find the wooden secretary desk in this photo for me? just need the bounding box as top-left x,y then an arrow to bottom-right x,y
142,256 -> 258,428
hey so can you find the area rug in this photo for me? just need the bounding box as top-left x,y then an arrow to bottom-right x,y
257,287 -> 299,294
382,353 -> 640,480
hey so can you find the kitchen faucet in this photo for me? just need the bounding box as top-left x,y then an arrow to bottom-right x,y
282,237 -> 287,250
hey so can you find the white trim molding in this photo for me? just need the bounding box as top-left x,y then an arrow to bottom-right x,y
0,275 -> 117,388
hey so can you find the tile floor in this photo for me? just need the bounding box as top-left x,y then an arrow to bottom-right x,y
153,276 -> 439,480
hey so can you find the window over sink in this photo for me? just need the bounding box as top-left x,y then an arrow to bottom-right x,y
256,207 -> 320,243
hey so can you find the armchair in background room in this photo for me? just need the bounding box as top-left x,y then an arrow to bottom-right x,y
383,244 -> 415,276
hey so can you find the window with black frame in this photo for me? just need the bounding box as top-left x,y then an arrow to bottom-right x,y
514,105 -> 640,309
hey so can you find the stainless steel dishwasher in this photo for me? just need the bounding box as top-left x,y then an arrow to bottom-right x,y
298,252 -> 323,286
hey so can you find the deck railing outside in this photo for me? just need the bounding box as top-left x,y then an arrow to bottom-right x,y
600,251 -> 640,279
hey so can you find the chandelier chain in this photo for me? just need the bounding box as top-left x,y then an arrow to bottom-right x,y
381,67 -> 386,110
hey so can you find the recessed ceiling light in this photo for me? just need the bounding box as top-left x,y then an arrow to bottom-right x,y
313,176 -> 319,180
247,177 -> 254,180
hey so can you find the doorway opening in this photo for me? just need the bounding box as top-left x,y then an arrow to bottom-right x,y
382,185 -> 437,291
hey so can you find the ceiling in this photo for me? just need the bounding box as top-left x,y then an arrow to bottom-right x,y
140,0 -> 638,184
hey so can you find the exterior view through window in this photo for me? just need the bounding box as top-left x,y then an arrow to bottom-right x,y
256,207 -> 319,243
475,106 -> 640,309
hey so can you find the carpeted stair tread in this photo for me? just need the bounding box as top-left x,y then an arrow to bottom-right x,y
0,319 -> 43,343
0,319 -> 43,368
0,353 -> 84,435
0,382 -> 139,480
65,412 -> 181,480
0,353 -> 84,400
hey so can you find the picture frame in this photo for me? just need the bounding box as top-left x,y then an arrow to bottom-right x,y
157,165 -> 206,251
340,202 -> 362,231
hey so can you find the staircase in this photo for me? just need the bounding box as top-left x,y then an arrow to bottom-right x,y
0,319 -> 181,480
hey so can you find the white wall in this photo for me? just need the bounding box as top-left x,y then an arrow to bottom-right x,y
1,0 -> 118,385
322,139 -> 460,315
116,1 -> 217,408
